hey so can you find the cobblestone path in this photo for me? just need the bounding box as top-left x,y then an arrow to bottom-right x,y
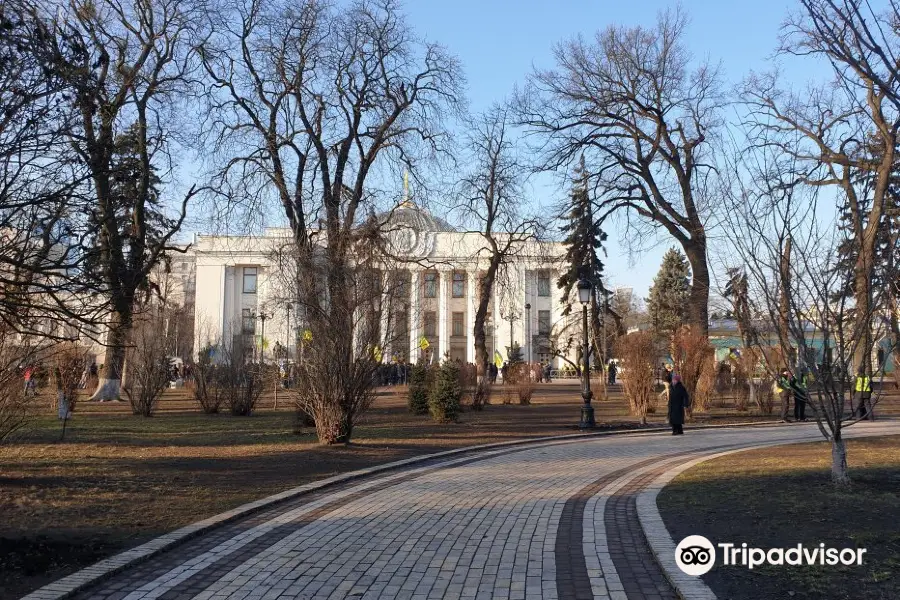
31,421 -> 900,600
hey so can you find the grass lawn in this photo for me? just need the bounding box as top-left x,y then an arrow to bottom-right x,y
658,434 -> 900,600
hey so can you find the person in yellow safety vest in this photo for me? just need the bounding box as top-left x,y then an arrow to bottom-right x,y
775,370 -> 793,422
854,368 -> 872,420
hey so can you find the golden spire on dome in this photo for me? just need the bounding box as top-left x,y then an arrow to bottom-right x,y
399,170 -> 415,208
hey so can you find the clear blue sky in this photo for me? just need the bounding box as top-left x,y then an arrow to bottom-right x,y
403,0 -> 803,300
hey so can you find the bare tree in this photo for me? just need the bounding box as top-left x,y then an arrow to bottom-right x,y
29,0 -> 205,400
0,1 -> 109,339
455,105 -> 540,392
724,152 -> 897,485
201,0 -> 462,443
517,8 -> 722,335
123,308 -> 172,417
617,332 -> 658,424
741,0 -> 900,374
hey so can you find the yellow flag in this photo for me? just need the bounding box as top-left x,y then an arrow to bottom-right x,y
302,329 -> 312,342
419,337 -> 430,350
494,351 -> 503,368
374,345 -> 383,362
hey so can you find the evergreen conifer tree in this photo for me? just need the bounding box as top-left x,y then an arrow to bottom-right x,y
428,360 -> 462,422
558,156 -> 610,361
647,248 -> 691,340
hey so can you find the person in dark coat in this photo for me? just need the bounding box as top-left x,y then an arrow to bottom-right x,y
668,374 -> 688,435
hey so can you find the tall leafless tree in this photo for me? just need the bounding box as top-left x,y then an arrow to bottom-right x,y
455,105 -> 540,388
723,144 -> 896,485
29,0 -> 205,400
200,0 -> 463,443
517,8 -> 722,335
741,0 -> 900,375
0,1 -> 107,338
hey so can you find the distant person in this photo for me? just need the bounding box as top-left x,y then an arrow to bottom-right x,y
775,370 -> 793,422
792,370 -> 809,421
668,374 -> 688,435
543,362 -> 552,383
23,365 -> 35,397
854,368 -> 872,420
607,360 -> 617,385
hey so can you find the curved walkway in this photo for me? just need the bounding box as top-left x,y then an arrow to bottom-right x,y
27,421 -> 900,600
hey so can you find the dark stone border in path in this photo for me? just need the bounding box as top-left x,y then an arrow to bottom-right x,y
555,440 -> 766,600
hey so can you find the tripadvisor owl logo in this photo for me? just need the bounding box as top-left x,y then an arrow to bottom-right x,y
674,536 -> 868,576
675,535 -> 716,576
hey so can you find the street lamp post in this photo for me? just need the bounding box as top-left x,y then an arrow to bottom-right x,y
524,303 -> 531,364
257,311 -> 269,363
577,279 -> 595,429
500,309 -> 518,359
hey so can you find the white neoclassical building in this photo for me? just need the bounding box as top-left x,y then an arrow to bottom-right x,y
191,202 -> 580,366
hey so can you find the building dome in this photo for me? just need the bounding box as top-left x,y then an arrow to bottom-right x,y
379,201 -> 457,233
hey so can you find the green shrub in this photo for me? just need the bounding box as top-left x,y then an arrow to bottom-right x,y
407,363 -> 429,415
429,360 -> 462,422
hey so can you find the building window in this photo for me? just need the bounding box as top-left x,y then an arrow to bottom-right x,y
452,312 -> 464,337
242,308 -> 255,334
423,272 -> 437,298
537,271 -> 551,297
452,272 -> 465,297
242,267 -> 258,294
538,310 -> 551,335
424,311 -> 437,337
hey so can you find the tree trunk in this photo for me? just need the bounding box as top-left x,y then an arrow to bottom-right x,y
683,238 -> 709,337
853,247 -> 875,375
831,436 -> 851,486
779,237 -> 793,369
89,313 -> 130,401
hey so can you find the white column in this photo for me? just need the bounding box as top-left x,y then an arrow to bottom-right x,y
550,269 -> 566,368
409,270 -> 420,364
438,269 -> 450,362
493,270 -> 503,360
380,272 -> 391,362
524,268 -> 532,364
466,269 -> 477,364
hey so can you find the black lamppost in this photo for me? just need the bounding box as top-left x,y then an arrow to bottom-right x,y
577,278 -> 595,429
524,303 -> 531,364
500,308 -> 518,358
257,311 -> 269,363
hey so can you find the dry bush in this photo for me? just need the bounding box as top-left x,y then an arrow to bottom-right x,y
124,317 -> 171,417
54,344 -> 84,414
672,326 -> 715,412
507,363 -> 535,405
756,381 -> 775,415
1,335 -> 54,443
224,363 -> 265,417
471,377 -> 492,410
616,332 -> 657,425
730,356 -> 751,412
694,357 -> 718,411
295,355 -> 377,444
192,345 -> 223,414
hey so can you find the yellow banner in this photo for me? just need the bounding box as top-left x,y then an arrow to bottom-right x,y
419,337 -> 430,350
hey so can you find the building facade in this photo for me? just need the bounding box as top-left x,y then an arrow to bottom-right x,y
191,203 -> 580,366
